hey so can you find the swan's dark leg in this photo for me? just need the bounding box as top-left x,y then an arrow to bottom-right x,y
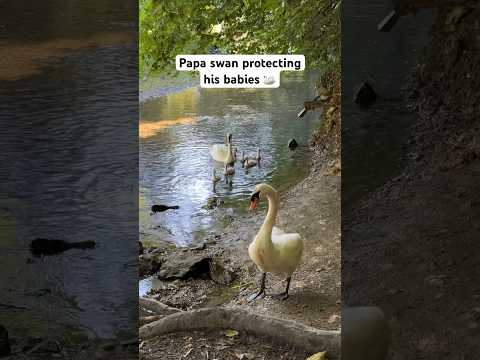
272,276 -> 291,300
248,272 -> 266,302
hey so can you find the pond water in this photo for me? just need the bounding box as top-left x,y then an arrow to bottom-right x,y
140,72 -> 321,247
0,0 -> 137,344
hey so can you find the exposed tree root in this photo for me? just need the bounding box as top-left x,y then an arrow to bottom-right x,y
140,315 -> 164,327
139,297 -> 182,316
139,307 -> 340,357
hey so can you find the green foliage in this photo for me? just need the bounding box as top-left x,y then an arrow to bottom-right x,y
140,0 -> 340,86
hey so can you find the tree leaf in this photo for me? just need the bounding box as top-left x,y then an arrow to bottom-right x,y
224,329 -> 239,337
306,351 -> 327,360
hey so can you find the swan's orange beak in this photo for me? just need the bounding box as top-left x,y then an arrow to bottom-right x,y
249,198 -> 258,211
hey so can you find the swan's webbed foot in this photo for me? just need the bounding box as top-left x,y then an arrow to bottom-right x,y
247,289 -> 265,302
247,272 -> 266,302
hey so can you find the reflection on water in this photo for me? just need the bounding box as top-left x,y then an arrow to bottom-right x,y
0,32 -> 135,81
139,117 -> 197,138
140,72 -> 320,246
0,0 -> 137,344
0,0 -> 136,81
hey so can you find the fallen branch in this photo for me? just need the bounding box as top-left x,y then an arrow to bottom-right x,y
139,307 -> 340,357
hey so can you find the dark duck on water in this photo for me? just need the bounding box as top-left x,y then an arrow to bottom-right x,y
29,238 -> 96,256
151,204 -> 180,214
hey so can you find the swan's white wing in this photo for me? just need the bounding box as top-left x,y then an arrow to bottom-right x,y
272,228 -> 304,272
271,227 -> 302,245
209,144 -> 228,162
272,226 -> 286,236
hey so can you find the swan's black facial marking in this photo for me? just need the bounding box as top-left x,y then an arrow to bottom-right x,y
249,191 -> 260,210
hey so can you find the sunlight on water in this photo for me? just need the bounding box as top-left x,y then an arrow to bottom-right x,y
0,32 -> 135,81
139,117 -> 197,138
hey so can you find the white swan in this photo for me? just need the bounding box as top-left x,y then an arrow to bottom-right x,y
248,183 -> 304,300
209,134 -> 235,165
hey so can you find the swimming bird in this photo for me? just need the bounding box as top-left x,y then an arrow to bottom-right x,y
224,163 -> 235,177
256,148 -> 261,163
209,133 -> 235,165
151,205 -> 179,213
30,238 -> 96,256
288,138 -> 298,150
247,183 -> 304,301
212,169 -> 222,190
243,156 -> 257,171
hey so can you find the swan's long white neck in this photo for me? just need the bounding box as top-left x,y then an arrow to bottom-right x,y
226,143 -> 234,163
258,189 -> 279,243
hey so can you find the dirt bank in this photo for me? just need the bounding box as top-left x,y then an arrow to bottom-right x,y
344,4 -> 480,359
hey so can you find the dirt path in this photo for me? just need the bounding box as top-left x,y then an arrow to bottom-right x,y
140,330 -> 309,360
